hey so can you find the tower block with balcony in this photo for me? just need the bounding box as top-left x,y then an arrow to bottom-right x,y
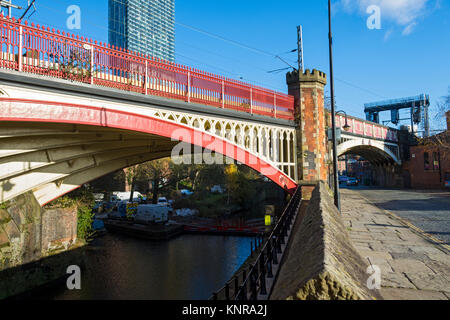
287,69 -> 329,187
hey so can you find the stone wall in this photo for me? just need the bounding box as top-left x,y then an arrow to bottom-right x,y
270,182 -> 383,300
0,192 -> 78,271
42,207 -> 77,253
0,245 -> 85,299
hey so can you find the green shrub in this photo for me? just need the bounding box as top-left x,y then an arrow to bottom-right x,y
45,188 -> 95,243
77,204 -> 95,242
0,202 -> 8,210
45,196 -> 77,209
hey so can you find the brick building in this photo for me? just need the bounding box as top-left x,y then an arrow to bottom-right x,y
402,111 -> 450,189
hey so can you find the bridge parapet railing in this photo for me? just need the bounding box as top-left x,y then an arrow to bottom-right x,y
210,186 -> 302,300
0,15 -> 294,121
336,114 -> 399,142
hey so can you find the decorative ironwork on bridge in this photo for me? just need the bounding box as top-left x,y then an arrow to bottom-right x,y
0,14 -> 294,120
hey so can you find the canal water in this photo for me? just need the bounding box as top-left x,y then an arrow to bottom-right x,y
39,233 -> 253,300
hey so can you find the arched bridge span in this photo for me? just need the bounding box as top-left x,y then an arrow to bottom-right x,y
0,97 -> 297,206
335,114 -> 401,165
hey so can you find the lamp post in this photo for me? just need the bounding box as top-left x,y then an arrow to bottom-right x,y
336,110 -> 351,132
328,0 -> 340,211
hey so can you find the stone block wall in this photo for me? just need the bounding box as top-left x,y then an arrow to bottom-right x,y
270,182 -> 383,300
0,192 -> 78,271
42,207 -> 78,253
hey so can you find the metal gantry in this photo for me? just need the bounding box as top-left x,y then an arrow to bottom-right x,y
364,94 -> 431,137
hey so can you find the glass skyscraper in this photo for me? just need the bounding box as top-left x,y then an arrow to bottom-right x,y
108,0 -> 175,62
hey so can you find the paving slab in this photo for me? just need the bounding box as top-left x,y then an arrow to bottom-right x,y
370,261 -> 395,274
404,273 -> 450,292
381,273 -> 416,289
390,251 -> 428,261
341,188 -> 450,300
424,260 -> 450,280
410,246 -> 447,256
427,252 -> 450,263
380,288 -> 448,300
388,259 -> 435,274
358,249 -> 393,261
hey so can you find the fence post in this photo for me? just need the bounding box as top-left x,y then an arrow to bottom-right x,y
274,93 -> 277,118
266,239 -> 274,278
273,236 -> 279,263
90,45 -> 94,85
250,87 -> 253,114
250,268 -> 257,300
240,269 -> 247,300
280,223 -> 286,244
18,25 -> 23,72
145,60 -> 148,95
259,251 -> 267,295
221,80 -> 225,108
187,71 -> 191,103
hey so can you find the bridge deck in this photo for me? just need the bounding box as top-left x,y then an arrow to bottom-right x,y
0,68 -> 295,128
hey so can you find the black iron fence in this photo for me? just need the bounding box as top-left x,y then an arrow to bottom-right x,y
210,186 -> 302,300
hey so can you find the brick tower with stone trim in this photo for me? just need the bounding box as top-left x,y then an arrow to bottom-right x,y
287,69 -> 328,184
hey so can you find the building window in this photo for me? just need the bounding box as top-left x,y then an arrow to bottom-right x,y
424,152 -> 430,170
433,152 -> 440,171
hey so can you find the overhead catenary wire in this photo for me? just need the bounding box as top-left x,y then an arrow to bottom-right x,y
175,21 -> 277,58
176,53 -> 287,91
20,0 -> 36,20
267,67 -> 291,74
175,40 -> 277,75
335,77 -> 387,100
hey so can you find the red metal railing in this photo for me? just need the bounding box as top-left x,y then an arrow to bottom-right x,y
336,114 -> 399,142
0,15 -> 295,120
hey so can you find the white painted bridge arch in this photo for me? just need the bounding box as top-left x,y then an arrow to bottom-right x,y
337,136 -> 401,165
0,82 -> 298,206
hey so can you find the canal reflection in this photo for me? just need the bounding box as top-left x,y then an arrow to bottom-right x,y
41,233 -> 253,300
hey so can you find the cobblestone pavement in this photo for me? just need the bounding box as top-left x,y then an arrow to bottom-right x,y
341,188 -> 450,300
348,187 -> 450,245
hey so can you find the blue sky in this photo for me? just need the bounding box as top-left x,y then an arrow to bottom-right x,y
5,0 -> 449,130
